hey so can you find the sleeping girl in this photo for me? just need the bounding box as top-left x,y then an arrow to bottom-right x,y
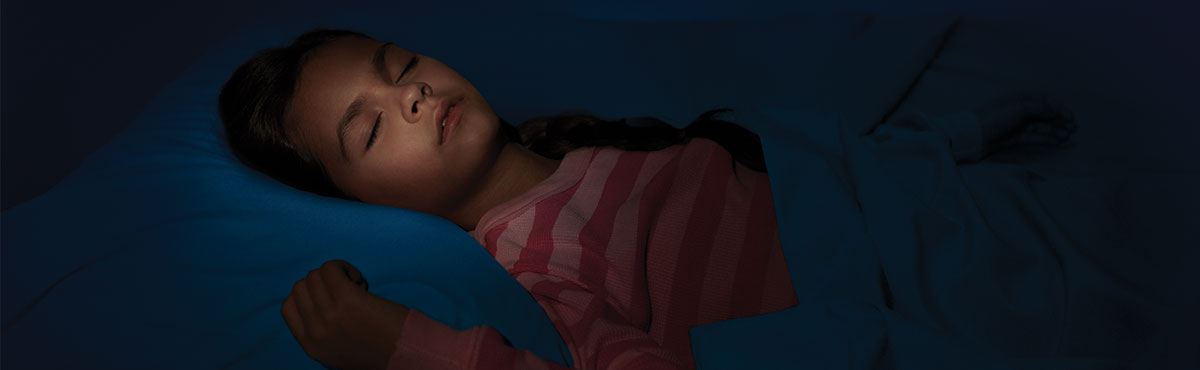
218,29 -> 1074,370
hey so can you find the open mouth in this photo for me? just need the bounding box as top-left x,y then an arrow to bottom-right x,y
440,105 -> 453,132
439,99 -> 463,145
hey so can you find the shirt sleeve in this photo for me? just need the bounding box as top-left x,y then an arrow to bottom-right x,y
386,272 -> 686,370
512,272 -> 686,369
387,310 -> 561,370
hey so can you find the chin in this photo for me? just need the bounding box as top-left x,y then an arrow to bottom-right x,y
453,112 -> 505,172
474,111 -> 506,147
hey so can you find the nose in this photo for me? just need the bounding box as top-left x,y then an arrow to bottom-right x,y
399,82 -> 432,124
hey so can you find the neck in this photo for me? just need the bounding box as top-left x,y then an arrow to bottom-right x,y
447,143 -> 560,231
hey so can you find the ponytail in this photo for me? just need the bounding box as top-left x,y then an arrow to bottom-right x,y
515,109 -> 767,172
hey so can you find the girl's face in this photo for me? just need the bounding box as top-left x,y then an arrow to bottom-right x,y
286,37 -> 504,216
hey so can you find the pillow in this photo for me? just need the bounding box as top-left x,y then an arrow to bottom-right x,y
0,11 -> 574,369
1,7 -> 882,368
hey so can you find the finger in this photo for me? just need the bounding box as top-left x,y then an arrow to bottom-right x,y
322,260 -> 368,295
342,261 -> 369,290
306,268 -> 334,314
291,278 -> 319,333
281,294 -> 306,341
337,259 -> 364,283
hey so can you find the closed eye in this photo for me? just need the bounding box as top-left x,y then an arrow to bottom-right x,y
366,113 -> 382,150
395,55 -> 418,83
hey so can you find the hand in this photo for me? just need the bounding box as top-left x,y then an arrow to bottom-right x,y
974,94 -> 1077,154
282,260 -> 410,370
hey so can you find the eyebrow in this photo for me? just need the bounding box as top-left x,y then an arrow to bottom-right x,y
336,42 -> 393,160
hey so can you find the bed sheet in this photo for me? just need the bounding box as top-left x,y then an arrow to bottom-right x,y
690,10 -> 1199,370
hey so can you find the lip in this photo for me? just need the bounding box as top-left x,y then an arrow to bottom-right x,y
438,98 -> 464,145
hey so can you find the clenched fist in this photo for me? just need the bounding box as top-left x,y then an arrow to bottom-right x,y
282,260 -> 410,370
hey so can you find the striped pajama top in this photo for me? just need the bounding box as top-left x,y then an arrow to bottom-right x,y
387,138 -> 797,369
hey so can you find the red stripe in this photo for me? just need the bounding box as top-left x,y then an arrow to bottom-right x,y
693,169 -> 753,325
482,221 -> 509,256
660,146 -> 734,359
631,149 -> 683,328
594,333 -> 678,369
566,152 -> 649,361
729,172 -> 776,317
565,291 -> 610,363
524,276 -> 580,366
577,151 -> 648,290
514,172 -> 587,274
527,276 -> 571,302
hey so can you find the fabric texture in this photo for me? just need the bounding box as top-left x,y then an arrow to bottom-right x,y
388,139 -> 798,369
687,107 -> 1200,369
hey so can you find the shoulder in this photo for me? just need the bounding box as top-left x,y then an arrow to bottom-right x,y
585,138 -> 728,175
674,138 -> 736,175
682,137 -> 730,158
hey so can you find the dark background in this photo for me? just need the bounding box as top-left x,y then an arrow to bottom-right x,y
0,0 -> 1190,210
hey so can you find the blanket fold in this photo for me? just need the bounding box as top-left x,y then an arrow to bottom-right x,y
691,107 -> 1199,369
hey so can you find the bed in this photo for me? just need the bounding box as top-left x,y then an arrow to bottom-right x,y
3,5 -> 1196,369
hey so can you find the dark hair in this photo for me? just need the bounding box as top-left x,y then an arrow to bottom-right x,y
516,109 -> 766,172
218,29 -> 766,200
219,29 -> 369,198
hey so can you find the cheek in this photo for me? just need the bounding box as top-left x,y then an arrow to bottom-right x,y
352,151 -> 453,206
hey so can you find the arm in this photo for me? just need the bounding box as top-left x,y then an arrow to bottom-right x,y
282,259 -> 565,370
388,310 -> 562,370
281,260 -> 409,370
388,272 -> 686,370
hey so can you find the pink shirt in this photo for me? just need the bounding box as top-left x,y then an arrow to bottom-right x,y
388,139 -> 797,369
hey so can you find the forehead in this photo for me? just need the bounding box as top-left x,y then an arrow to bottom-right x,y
286,37 -> 383,159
